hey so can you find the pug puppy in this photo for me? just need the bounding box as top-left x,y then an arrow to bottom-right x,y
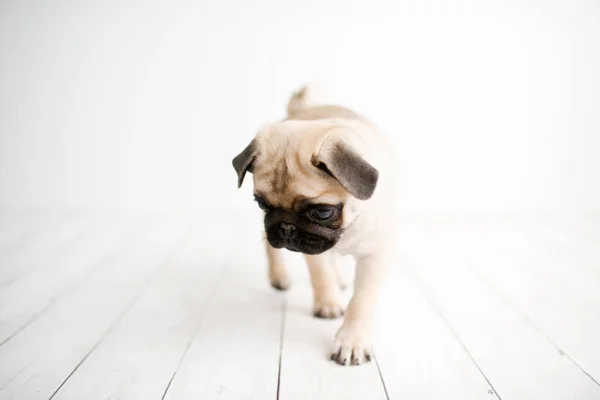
232,85 -> 397,366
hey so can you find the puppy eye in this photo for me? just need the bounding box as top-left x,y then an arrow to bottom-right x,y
310,207 -> 334,221
254,195 -> 271,212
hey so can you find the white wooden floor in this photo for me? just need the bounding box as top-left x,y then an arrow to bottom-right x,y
0,209 -> 599,400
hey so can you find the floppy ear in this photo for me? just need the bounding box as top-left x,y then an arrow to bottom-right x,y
313,141 -> 379,200
232,139 -> 257,188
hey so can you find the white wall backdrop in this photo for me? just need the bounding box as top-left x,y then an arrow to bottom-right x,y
1,0 -> 598,214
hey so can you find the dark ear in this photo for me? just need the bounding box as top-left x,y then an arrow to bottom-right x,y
313,141 -> 379,200
232,139 -> 257,188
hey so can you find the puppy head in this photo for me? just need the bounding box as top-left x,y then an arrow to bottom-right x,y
232,120 -> 379,255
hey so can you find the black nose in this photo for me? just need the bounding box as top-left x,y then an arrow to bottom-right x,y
279,222 -> 296,239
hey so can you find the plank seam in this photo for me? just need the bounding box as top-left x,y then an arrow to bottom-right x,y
466,257 -> 600,388
160,257 -> 230,400
0,220 -> 156,349
276,296 -> 286,400
372,351 -> 390,400
408,266 -> 503,400
48,225 -> 194,399
0,224 -> 87,290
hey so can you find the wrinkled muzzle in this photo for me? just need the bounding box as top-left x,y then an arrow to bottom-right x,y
264,209 -> 341,255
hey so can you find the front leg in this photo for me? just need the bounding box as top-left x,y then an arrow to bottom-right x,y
304,252 -> 345,319
331,253 -> 389,366
265,234 -> 291,291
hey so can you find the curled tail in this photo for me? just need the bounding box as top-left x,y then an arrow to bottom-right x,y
286,84 -> 323,116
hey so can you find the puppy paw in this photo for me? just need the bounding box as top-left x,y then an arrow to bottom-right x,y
330,325 -> 373,366
313,297 -> 345,319
269,266 -> 291,291
270,274 -> 291,291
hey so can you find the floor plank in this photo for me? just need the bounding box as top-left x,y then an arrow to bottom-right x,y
162,238 -> 284,400
469,221 -> 600,386
1,212 -> 600,399
0,213 -> 86,288
51,227 -> 223,400
374,267 -> 496,399
0,212 -> 71,265
277,257 -> 388,400
516,215 -> 600,291
0,218 -> 189,400
0,215 -> 150,346
0,211 -> 37,251
405,222 -> 600,400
